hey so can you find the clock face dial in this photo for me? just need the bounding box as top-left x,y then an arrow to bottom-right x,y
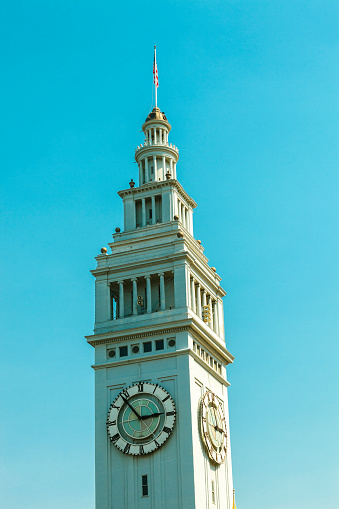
200,391 -> 227,464
107,382 -> 176,455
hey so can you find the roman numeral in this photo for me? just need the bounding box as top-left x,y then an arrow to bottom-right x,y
162,395 -> 170,403
139,445 -> 145,455
154,440 -> 160,448
111,404 -> 120,410
123,443 -> 131,453
138,383 -> 144,392
122,389 -> 130,399
107,420 -> 116,426
111,433 -> 120,443
152,384 -> 158,394
163,426 -> 171,434
166,411 -> 175,416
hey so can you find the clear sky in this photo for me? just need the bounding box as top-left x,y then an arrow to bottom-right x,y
1,1 -> 338,508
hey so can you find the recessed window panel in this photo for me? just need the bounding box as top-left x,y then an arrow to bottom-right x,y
142,475 -> 148,497
119,346 -> 128,357
143,342 -> 152,353
155,339 -> 164,351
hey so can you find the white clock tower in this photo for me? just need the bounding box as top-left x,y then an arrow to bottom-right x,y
86,105 -> 235,509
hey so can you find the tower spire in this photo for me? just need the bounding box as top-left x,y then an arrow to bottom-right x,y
153,45 -> 158,108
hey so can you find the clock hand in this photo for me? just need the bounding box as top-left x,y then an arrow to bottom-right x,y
121,395 -> 142,420
140,412 -> 164,420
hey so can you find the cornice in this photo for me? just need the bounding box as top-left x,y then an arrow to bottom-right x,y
86,324 -> 190,346
86,316 -> 234,365
117,180 -> 197,209
91,250 -> 188,277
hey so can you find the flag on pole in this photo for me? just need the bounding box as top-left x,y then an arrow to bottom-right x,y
153,46 -> 159,88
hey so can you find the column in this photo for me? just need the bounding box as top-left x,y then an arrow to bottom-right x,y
202,289 -> 206,308
208,296 -> 213,329
107,282 -> 112,320
189,210 -> 193,235
174,265 -> 187,308
170,158 -> 173,178
153,128 -> 157,144
190,277 -> 196,312
178,198 -> 182,222
145,157 -> 149,182
160,129 -> 163,144
151,196 -> 156,225
217,298 -> 224,338
174,162 -> 177,179
138,162 -> 143,185
118,281 -> 124,319
153,156 -> 157,179
214,299 -> 219,335
159,273 -> 165,310
132,278 -> 138,316
142,198 -> 146,227
196,284 -> 201,318
162,155 -> 166,180
145,275 -> 152,313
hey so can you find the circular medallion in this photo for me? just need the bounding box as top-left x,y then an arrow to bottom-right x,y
107,382 -> 176,455
200,390 -> 227,464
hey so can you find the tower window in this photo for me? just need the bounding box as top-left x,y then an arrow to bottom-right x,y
143,341 -> 152,353
108,349 -> 116,359
155,339 -> 164,351
119,346 -> 128,357
168,338 -> 176,348
211,480 -> 216,504
141,475 -> 148,497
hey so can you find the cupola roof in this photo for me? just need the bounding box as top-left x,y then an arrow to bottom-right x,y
142,107 -> 171,132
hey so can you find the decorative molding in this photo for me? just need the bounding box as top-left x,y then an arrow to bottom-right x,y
87,325 -> 190,346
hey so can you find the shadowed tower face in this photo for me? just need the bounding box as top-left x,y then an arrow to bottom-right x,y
87,105 -> 235,509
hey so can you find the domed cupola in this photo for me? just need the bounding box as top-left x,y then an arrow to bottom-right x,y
143,106 -> 170,126
135,106 -> 179,185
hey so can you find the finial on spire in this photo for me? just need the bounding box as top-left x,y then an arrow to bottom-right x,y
153,46 -> 159,108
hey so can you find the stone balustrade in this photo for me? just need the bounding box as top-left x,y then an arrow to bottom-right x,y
135,141 -> 179,153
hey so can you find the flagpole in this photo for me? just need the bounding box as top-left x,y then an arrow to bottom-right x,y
154,45 -> 157,108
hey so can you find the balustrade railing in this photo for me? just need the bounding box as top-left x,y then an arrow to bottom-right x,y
135,140 -> 179,153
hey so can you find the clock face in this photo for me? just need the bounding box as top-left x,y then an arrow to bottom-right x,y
107,382 -> 176,456
200,390 -> 227,464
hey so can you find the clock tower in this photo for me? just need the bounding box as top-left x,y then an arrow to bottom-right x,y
86,105 -> 235,509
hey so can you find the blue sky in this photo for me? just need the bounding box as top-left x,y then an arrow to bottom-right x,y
1,1 -> 338,508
